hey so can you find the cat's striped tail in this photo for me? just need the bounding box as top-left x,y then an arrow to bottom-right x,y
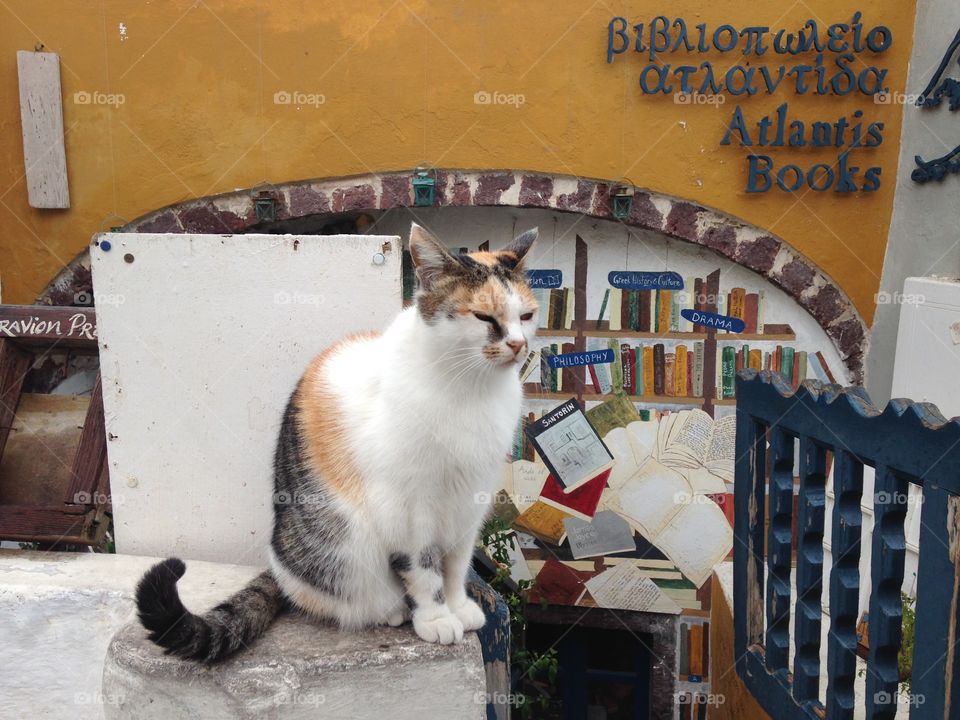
135,557 -> 284,663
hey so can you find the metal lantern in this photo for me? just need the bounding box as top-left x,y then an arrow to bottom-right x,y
412,167 -> 436,207
254,191 -> 277,223
612,184 -> 635,220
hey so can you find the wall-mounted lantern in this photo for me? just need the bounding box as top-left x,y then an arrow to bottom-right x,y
612,183 -> 635,220
253,190 -> 277,223
412,166 -> 436,207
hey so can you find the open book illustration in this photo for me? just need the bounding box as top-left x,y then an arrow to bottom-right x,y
656,409 -> 735,485
524,399 -> 614,493
597,409 -> 735,587
601,409 -> 734,496
579,561 -> 682,614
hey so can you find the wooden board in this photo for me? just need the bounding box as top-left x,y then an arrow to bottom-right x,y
16,51 -> 69,209
709,573 -> 770,720
91,233 -> 403,563
0,393 -> 90,507
0,305 -> 97,348
0,339 -> 31,456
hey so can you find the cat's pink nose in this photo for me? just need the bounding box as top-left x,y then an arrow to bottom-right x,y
506,339 -> 526,356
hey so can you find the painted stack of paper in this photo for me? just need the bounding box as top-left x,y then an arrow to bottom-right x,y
580,561 -> 682,614
562,510 -> 636,559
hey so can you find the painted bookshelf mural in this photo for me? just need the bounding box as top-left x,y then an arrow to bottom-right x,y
483,231 -> 846,713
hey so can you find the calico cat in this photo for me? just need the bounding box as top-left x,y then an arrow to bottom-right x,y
135,222 -> 539,661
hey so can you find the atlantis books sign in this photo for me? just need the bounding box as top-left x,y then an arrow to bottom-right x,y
606,12 -> 891,193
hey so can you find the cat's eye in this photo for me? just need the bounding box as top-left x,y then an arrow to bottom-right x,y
520,312 -> 534,321
473,312 -> 496,324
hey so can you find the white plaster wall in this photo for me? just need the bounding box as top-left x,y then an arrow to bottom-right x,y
867,1 -> 960,406
90,234 -> 401,564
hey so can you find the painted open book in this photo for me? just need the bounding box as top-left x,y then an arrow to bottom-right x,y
597,409 -> 735,587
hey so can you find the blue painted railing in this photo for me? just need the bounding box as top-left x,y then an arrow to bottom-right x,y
734,370 -> 960,719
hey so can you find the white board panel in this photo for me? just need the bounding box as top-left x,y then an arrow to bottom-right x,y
16,51 -> 69,209
91,233 -> 401,563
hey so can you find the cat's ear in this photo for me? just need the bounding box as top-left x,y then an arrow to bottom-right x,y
409,223 -> 458,290
501,228 -> 538,268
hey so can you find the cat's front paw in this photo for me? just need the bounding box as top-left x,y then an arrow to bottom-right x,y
413,609 -> 464,644
449,597 -> 486,632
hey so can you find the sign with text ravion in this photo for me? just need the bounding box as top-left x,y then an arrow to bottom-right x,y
607,13 -> 891,193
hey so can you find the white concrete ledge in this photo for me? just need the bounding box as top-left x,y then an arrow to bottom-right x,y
104,615 -> 485,719
0,550 -> 487,720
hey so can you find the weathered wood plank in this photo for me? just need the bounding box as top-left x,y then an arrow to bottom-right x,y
0,339 -> 31,459
16,51 -> 69,209
792,437 -> 827,705
65,373 -> 107,505
863,464 -> 907,720
0,504 -> 91,544
733,370 -> 960,494
825,449 -> 863,720
765,428 -> 794,674
0,392 -> 89,507
0,305 -> 97,348
910,488 -> 960,719
734,407 -> 766,661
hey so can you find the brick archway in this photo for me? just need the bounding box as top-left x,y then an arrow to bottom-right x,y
39,169 -> 866,380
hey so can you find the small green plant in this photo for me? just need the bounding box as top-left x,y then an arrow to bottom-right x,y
856,589 -> 916,698
480,517 -> 559,717
898,591 -> 915,694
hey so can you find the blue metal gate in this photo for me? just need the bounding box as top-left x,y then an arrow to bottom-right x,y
733,370 -> 960,719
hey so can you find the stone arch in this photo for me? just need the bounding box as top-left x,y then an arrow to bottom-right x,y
39,169 -> 866,380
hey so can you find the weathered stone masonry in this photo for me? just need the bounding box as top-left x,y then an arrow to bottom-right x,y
39,170 -> 866,381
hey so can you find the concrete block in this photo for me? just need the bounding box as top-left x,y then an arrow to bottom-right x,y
102,615 -> 487,720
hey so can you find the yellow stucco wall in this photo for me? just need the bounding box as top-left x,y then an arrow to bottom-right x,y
0,1 -> 917,320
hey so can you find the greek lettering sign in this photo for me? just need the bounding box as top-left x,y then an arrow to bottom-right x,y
607,13 -> 891,193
